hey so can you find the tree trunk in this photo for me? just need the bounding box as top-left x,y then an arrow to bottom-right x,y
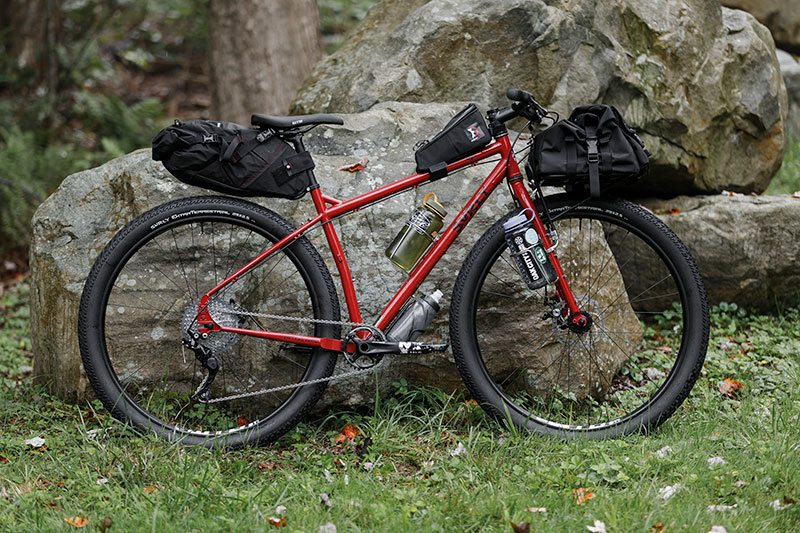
0,0 -> 60,93
208,0 -> 322,124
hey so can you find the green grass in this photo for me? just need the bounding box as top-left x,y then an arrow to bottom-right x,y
1,283 -> 799,532
765,136 -> 800,195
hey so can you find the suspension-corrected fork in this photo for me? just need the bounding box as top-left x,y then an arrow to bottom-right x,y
507,177 -> 588,330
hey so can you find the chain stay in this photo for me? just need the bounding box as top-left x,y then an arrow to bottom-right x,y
201,301 -> 376,403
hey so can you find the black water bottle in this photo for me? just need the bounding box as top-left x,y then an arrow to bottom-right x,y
502,210 -> 557,290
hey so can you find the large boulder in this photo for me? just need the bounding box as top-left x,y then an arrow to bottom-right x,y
293,0 -> 787,196
639,195 -> 800,312
777,49 -> 800,135
722,0 -> 800,53
30,102 -> 636,405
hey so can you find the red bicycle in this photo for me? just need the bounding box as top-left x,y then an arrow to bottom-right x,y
78,89 -> 709,447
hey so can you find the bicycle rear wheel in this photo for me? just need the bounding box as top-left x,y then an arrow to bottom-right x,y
450,194 -> 708,439
78,196 -> 340,447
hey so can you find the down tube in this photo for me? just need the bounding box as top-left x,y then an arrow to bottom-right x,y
374,162 -> 509,331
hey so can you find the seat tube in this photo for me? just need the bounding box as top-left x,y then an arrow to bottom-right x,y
310,187 -> 363,324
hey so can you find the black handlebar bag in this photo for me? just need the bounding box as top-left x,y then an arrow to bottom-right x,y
527,104 -> 649,197
152,120 -> 314,200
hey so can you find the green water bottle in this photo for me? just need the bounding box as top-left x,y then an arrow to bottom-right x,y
385,193 -> 447,271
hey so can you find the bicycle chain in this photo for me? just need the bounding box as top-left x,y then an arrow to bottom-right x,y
201,301 -> 379,403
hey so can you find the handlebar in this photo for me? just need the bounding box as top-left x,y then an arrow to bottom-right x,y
499,87 -> 549,124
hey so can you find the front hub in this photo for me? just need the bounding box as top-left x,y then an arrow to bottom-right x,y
567,311 -> 593,334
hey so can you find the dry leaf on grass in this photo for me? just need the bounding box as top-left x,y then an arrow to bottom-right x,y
266,516 -> 287,527
719,378 -> 744,398
525,507 -> 546,513
658,484 -> 682,500
706,503 -> 737,512
334,424 -> 361,445
509,520 -> 530,533
573,487 -> 595,504
25,437 -> 45,448
586,519 -> 607,533
649,523 -> 666,533
64,516 -> 88,528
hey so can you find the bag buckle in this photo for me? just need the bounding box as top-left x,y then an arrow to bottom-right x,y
256,131 -> 271,143
586,138 -> 599,163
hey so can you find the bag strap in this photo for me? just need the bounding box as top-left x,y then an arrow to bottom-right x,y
585,118 -> 600,198
221,130 -> 274,163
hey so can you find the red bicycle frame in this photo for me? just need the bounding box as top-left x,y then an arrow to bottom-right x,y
195,133 -> 585,350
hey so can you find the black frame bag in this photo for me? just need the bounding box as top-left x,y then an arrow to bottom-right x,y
415,104 -> 491,179
527,104 -> 649,197
152,120 -> 314,199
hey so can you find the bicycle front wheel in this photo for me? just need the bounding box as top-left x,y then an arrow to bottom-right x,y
450,194 -> 709,439
78,196 -> 341,447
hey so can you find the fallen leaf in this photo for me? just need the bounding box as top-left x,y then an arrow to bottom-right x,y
275,505 -> 287,515
319,493 -> 332,507
449,442 -> 466,457
573,487 -> 595,504
464,399 -> 478,408
237,416 -> 248,427
658,484 -> 682,500
733,480 -> 748,488
96,478 -> 108,486
524,507 -> 547,513
718,378 -> 744,398
792,191 -> 800,199
258,462 -> 277,471
362,461 -> 374,472
510,520 -> 530,533
656,346 -> 672,352
266,516 -> 287,527
334,424 -> 361,445
319,523 -> 337,533
98,517 -> 113,533
770,498 -> 794,511
707,503 -> 737,512
65,516 -> 89,528
0,455 -> 8,464
25,437 -> 45,448
707,456 -> 726,467
655,445 -> 673,458
587,519 -> 607,533
337,158 -> 369,172
668,207 -> 680,214
708,527 -> 727,533
649,523 -> 666,533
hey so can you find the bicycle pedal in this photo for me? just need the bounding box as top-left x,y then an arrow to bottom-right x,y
397,342 -> 449,354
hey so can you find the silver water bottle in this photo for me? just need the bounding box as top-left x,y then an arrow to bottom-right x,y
386,290 -> 443,341
503,210 -> 557,290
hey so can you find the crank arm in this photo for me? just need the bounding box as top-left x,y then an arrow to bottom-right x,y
354,339 -> 449,356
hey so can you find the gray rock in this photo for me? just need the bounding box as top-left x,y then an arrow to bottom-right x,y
722,0 -> 800,52
30,102 -> 634,405
639,194 -> 800,312
777,49 -> 800,135
293,0 -> 787,196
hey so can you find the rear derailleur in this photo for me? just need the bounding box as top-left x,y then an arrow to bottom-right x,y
183,332 -> 218,403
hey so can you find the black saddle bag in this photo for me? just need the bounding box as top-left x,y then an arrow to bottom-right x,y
152,120 -> 314,200
414,104 -> 491,179
527,104 -> 649,196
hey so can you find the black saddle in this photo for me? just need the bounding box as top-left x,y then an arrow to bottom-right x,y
251,113 -> 343,130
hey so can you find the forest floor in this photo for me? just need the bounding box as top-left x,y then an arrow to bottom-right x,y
1,279 -> 799,532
